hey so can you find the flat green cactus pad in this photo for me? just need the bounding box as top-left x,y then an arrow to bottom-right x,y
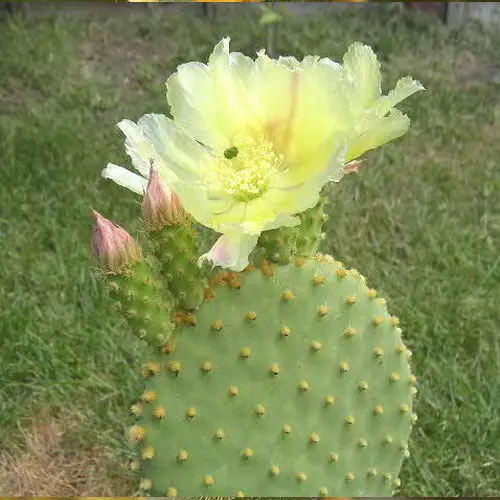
131,255 -> 416,497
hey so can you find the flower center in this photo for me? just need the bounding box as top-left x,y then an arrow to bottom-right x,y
206,135 -> 285,202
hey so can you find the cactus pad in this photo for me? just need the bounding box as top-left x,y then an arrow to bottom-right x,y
107,261 -> 174,347
150,223 -> 206,311
132,255 -> 416,496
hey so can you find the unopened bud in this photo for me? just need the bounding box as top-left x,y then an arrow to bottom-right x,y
92,210 -> 141,273
141,167 -> 186,229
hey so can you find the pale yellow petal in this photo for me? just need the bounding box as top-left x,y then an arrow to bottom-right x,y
277,59 -> 350,177
346,108 -> 410,162
166,38 -> 257,148
375,76 -> 425,117
342,42 -> 382,114
102,163 -> 148,195
198,232 -> 259,271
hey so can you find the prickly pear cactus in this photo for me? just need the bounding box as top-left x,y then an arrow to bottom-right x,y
130,255 -> 417,497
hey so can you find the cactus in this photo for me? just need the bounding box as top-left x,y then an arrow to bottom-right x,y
94,38 -> 424,498
129,255 -> 416,497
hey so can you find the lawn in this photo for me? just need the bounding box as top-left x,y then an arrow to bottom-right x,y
0,2 -> 499,496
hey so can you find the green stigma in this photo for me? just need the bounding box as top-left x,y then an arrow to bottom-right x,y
224,146 -> 239,160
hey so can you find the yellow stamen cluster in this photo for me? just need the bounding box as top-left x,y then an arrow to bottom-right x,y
205,135 -> 285,202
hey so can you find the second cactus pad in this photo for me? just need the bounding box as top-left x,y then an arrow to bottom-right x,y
133,254 -> 416,497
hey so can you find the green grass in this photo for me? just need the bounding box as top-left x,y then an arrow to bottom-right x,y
1,2 -> 499,496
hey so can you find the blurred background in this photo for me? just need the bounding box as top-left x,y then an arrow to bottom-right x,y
0,1 -> 499,496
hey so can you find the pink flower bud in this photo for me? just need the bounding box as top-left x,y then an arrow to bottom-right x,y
141,167 -> 187,230
92,210 -> 142,273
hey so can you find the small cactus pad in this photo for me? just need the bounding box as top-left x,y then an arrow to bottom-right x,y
107,261 -> 174,347
150,224 -> 206,311
133,255 -> 415,496
253,195 -> 328,265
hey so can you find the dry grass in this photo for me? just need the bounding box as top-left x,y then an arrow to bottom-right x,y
0,408 -> 135,496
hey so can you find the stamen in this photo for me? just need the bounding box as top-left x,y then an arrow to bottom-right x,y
206,135 -> 285,202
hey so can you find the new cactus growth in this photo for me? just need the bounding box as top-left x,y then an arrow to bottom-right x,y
142,167 -> 206,311
92,211 -> 175,347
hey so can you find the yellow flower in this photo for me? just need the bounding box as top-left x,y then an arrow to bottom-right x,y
103,39 -> 423,271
